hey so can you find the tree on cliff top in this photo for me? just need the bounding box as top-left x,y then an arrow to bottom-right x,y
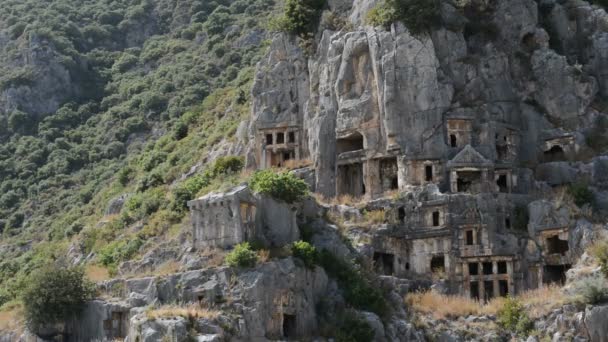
22,266 -> 95,331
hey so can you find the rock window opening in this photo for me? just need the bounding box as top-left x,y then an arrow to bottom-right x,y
450,134 -> 457,147
499,280 -> 509,297
497,174 -> 508,193
282,314 -> 297,339
405,262 -> 410,270
465,230 -> 475,245
544,145 -> 566,162
482,262 -> 493,275
470,281 -> 480,300
431,255 -> 445,274
484,281 -> 494,301
283,152 -> 292,161
456,171 -> 481,193
546,235 -> 569,255
425,165 -> 433,182
337,163 -> 365,197
432,211 -> 440,227
336,132 -> 364,154
543,265 -> 571,285
288,131 -> 295,143
468,262 -> 479,275
497,261 -> 507,274
380,158 -> 399,191
266,134 -> 273,145
277,132 -> 285,144
398,207 -> 406,223
373,252 -> 395,276
505,218 -> 511,229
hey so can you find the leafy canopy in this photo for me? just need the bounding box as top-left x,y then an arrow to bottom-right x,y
22,266 -> 96,331
249,170 -> 309,203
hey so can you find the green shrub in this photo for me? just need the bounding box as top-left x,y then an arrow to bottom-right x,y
22,266 -> 95,331
335,311 -> 375,342
497,297 -> 533,337
367,0 -> 440,34
366,1 -> 396,28
249,170 -> 309,203
98,238 -> 144,271
575,275 -> 608,304
513,205 -> 529,232
585,116 -> 608,152
568,182 -> 594,208
318,250 -> 388,316
225,242 -> 258,268
591,240 -> 608,278
208,156 -> 244,177
292,240 -> 317,268
270,0 -> 325,36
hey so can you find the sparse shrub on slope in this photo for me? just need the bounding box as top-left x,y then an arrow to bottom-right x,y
335,311 -> 375,342
225,242 -> 258,268
497,297 -> 533,337
367,0 -> 440,34
318,250 -> 388,316
291,240 -> 317,268
22,266 -> 95,331
249,170 -> 309,204
591,240 -> 608,278
270,0 -> 326,36
574,275 -> 608,305
568,182 -> 594,208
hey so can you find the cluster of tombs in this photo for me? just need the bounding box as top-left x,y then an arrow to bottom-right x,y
186,114 -> 581,305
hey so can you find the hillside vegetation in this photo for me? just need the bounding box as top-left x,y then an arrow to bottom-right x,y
0,0 -> 277,305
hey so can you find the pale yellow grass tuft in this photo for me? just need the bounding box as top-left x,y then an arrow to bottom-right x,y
0,303 -> 24,332
406,291 -> 493,319
85,264 -> 111,282
153,261 -> 181,276
202,248 -> 226,267
517,284 -> 567,318
363,210 -> 386,224
282,158 -> 312,170
257,249 -> 270,263
406,284 -> 567,320
146,304 -> 220,321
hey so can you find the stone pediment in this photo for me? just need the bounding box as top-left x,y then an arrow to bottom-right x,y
447,145 -> 493,169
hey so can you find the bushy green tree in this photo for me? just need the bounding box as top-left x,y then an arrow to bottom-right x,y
497,297 -> 533,337
292,240 -> 317,268
249,170 -> 309,203
366,0 -> 440,33
568,182 -> 594,208
22,266 -> 95,331
225,242 -> 258,268
271,0 -> 325,36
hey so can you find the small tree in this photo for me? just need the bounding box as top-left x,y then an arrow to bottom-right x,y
22,266 -> 96,331
249,170 -> 309,204
292,240 -> 317,268
497,297 -> 533,337
568,182 -> 594,208
225,242 -> 258,268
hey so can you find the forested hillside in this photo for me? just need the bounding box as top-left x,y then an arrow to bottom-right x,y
0,0 -> 274,304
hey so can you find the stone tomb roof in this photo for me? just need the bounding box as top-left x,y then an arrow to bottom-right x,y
447,145 -> 493,169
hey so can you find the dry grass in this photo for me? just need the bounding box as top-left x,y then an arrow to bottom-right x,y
283,158 -> 312,170
517,284 -> 568,318
257,249 -> 270,263
312,193 -> 363,207
0,303 -> 24,332
407,285 -> 567,320
406,291 -> 499,319
201,247 -> 227,267
146,304 -> 220,321
363,210 -> 386,224
85,264 -> 111,282
153,261 -> 181,276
